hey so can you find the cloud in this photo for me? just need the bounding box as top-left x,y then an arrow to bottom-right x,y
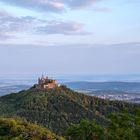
0,10 -> 88,40
63,0 -> 103,9
1,42 -> 140,49
0,0 -> 64,13
0,0 -> 105,13
35,21 -> 90,35
0,11 -> 36,39
0,16 -> 35,33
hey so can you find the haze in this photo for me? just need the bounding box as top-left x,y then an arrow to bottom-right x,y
0,0 -> 140,76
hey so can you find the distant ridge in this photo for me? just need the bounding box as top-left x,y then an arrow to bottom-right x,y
65,81 -> 140,92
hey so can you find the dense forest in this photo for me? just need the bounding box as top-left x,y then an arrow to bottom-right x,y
66,110 -> 140,140
0,85 -> 140,139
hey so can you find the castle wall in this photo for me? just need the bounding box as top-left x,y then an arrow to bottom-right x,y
43,83 -> 57,89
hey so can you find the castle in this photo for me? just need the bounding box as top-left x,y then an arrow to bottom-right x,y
36,75 -> 58,89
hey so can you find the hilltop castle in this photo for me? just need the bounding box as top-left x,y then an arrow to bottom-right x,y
35,75 -> 58,89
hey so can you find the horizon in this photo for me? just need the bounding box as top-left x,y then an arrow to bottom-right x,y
0,74 -> 140,83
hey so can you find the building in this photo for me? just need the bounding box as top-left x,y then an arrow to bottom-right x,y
36,75 -> 58,89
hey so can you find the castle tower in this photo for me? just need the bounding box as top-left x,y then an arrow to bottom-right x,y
41,74 -> 45,80
38,77 -> 41,85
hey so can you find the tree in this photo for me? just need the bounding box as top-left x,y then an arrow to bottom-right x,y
107,109 -> 140,140
66,119 -> 105,140
66,108 -> 140,140
0,118 -> 65,140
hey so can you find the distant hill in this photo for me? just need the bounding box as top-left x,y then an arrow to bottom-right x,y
0,85 -> 30,96
0,85 -> 139,135
0,118 -> 64,140
65,81 -> 140,93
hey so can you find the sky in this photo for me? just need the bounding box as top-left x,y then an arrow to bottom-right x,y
0,0 -> 140,76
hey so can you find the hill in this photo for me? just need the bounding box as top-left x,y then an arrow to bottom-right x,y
0,85 -> 139,135
0,118 -> 64,140
65,81 -> 140,92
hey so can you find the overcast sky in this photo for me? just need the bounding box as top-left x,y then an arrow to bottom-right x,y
0,0 -> 140,76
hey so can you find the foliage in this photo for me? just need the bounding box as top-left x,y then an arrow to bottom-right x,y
66,109 -> 140,140
0,118 -> 65,140
107,109 -> 140,140
66,119 -> 105,140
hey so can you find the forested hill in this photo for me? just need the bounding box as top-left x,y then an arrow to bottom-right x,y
0,85 -> 139,135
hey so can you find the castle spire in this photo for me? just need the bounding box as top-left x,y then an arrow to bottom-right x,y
41,74 -> 44,79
